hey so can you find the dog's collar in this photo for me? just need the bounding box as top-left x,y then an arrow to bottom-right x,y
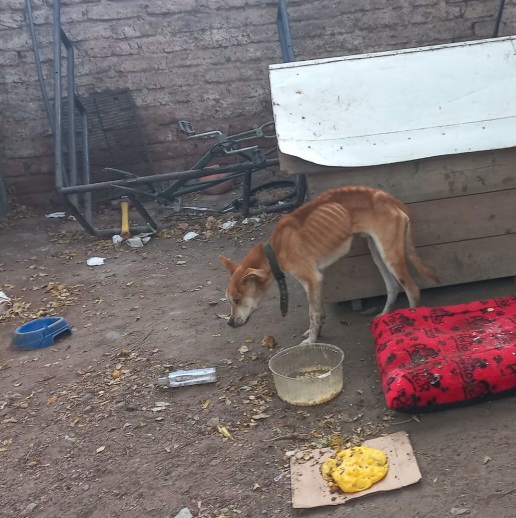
263,241 -> 288,317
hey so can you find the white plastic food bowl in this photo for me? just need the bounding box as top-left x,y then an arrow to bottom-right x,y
268,342 -> 344,406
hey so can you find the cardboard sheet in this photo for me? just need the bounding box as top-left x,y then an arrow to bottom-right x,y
290,431 -> 421,508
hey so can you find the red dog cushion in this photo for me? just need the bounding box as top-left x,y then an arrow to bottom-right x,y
371,295 -> 516,412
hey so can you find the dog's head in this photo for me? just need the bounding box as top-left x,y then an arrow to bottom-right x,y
220,252 -> 272,328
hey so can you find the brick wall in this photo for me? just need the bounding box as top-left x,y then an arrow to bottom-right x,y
1,0 -> 515,206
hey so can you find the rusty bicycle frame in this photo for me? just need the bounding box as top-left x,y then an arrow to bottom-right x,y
26,0 -> 302,237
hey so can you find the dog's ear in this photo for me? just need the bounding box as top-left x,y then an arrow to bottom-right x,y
242,268 -> 267,284
219,255 -> 239,274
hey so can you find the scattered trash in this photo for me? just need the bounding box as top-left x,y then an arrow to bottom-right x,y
112,234 -> 123,244
242,217 -> 261,225
126,237 -> 145,248
183,231 -> 199,241
157,367 -> 217,388
126,233 -> 153,248
220,220 -> 237,231
482,456 -> 492,464
86,257 -> 106,266
238,345 -> 250,354
45,212 -> 75,221
450,509 -> 470,516
173,508 -> 193,518
96,445 -> 106,453
0,291 -> 11,315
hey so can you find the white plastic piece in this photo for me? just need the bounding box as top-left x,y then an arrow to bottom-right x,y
86,257 -> 106,266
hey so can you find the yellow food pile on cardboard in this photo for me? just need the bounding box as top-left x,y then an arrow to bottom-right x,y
320,446 -> 389,493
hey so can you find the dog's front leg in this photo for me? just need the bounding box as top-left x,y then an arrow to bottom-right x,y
298,270 -> 323,344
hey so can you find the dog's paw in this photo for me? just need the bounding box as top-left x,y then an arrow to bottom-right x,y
300,336 -> 315,345
302,329 -> 311,339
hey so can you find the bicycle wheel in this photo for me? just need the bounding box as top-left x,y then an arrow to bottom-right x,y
0,175 -> 7,219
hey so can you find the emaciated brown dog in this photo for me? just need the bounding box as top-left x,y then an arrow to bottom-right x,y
220,186 -> 439,344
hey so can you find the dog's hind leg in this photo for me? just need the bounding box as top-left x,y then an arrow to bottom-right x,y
296,269 -> 324,344
367,236 -> 399,315
372,232 -> 421,309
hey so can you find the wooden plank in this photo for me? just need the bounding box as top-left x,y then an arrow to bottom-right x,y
340,188 -> 516,257
279,148 -> 516,204
322,233 -> 516,303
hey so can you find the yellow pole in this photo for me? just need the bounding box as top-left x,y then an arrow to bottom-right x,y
120,198 -> 130,239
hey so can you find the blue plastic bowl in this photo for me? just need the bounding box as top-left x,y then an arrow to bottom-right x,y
12,317 -> 72,351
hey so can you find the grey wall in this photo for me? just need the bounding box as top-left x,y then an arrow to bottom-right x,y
1,0 -> 515,205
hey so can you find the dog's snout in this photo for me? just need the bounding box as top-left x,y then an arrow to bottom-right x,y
227,315 -> 247,328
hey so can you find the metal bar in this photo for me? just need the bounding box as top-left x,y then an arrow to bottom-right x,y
53,0 -> 63,190
64,198 -> 96,236
104,167 -> 141,178
159,170 -> 250,199
160,145 -> 219,199
60,159 -> 279,196
128,195 -> 160,231
65,197 -> 152,237
277,0 -> 295,62
60,29 -> 73,48
275,0 -> 307,214
74,94 -> 87,114
81,110 -> 93,225
105,185 -> 161,200
493,0 -> 506,37
26,0 -> 54,133
61,16 -> 94,221
66,43 -> 78,204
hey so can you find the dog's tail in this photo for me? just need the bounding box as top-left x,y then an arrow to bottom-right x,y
404,218 -> 440,283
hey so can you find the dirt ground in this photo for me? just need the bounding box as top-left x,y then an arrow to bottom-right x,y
1,199 -> 516,518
